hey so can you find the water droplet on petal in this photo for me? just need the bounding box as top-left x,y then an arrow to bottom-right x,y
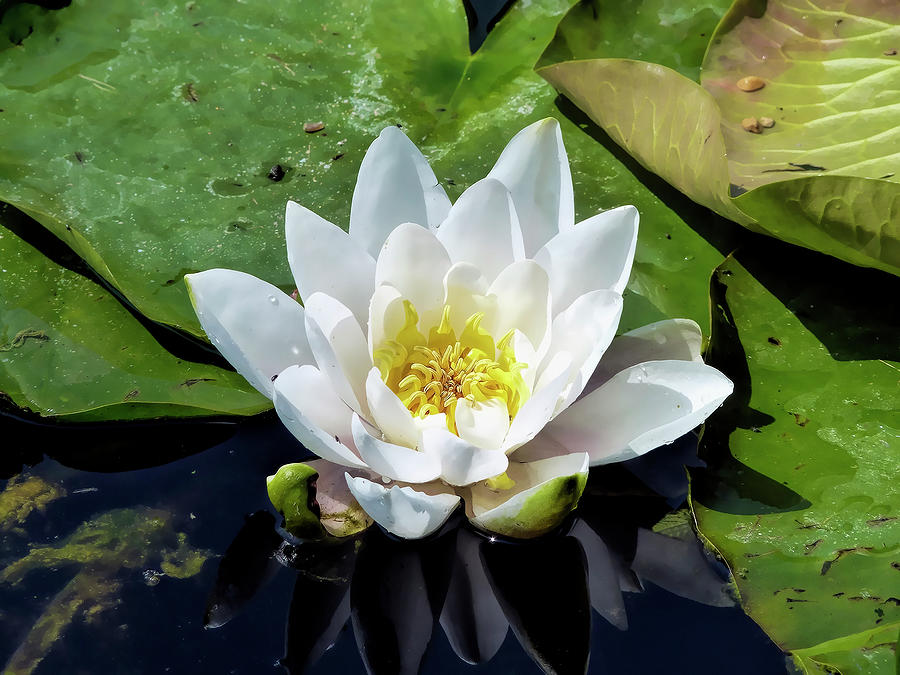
268,295 -> 279,305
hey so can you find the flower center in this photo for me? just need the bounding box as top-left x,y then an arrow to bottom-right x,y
374,302 -> 528,436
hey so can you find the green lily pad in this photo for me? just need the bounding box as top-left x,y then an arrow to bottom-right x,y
537,0 -> 900,275
537,0 -> 734,81
0,204 -> 269,418
690,252 -> 900,674
0,0 -> 724,346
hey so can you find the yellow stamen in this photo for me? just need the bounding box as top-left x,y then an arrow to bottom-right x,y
375,301 -> 529,435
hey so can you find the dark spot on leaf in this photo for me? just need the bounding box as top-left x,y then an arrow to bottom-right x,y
767,336 -> 781,346
665,233 -> 672,240
180,378 -> 215,388
182,83 -> 199,102
74,151 -> 85,164
795,520 -> 820,530
124,389 -> 140,401
268,164 -> 285,182
791,412 -> 810,427
786,598 -> 809,603
867,516 -> 897,527
761,162 -> 827,173
332,153 -> 344,161
833,592 -> 844,598
884,48 -> 897,56
192,21 -> 203,27
880,173 -> 895,179
821,547 -> 873,575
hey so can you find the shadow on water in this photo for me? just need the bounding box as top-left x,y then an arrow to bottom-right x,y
193,442 -> 788,675
690,264 -> 810,515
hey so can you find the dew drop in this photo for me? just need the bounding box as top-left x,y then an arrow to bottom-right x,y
268,295 -> 279,305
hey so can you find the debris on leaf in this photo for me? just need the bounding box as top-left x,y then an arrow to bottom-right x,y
741,117 -> 761,134
303,121 -> 325,133
736,76 -> 765,92
759,117 -> 775,128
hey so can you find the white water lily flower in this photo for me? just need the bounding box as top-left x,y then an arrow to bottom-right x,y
185,119 -> 733,540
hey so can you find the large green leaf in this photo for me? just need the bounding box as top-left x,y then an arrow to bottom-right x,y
0,204 -> 268,418
537,0 -> 900,275
536,0 -> 733,81
0,0 -> 724,344
690,250 -> 900,674
702,0 -> 900,192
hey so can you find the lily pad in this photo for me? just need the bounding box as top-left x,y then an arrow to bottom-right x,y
0,204 -> 269,418
537,0 -> 900,275
690,251 -> 900,674
0,0 -> 724,347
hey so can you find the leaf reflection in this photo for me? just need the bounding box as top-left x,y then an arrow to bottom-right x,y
206,443 -> 735,674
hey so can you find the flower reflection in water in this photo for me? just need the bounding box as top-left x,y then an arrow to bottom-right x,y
205,439 -> 734,675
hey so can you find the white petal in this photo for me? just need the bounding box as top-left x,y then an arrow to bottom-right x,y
468,453 -> 589,539
486,118 -> 574,256
351,414 -> 441,483
421,427 -> 509,487
350,126 -> 451,258
454,398 -> 510,451
285,200 -> 375,326
365,368 -> 419,449
503,354 -> 572,455
345,474 -> 460,539
185,269 -> 313,399
534,205 -> 639,313
436,178 -> 524,282
542,360 -> 734,465
375,222 -> 451,325
485,260 -> 550,350
584,319 -> 703,395
273,365 -> 368,470
442,262 -> 494,335
539,290 -> 623,411
367,284 -> 406,357
304,292 -> 372,417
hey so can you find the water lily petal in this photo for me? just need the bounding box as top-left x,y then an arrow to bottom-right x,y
436,178 -> 524,282
365,368 -> 419,449
184,269 -> 312,399
273,365 -> 367,470
441,262 -> 495,335
367,284 -> 407,357
285,200 -> 375,327
350,126 -> 451,258
351,414 -> 441,483
503,354 -> 572,455
485,260 -> 550,350
375,222 -> 451,325
345,474 -> 460,540
534,205 -> 638,313
454,397 -> 510,451
304,292 -> 372,417
421,426 -> 509,487
304,458 -> 373,537
584,319 -> 703,395
468,453 -> 589,539
542,360 -> 734,465
487,118 -> 574,256
539,290 -> 623,410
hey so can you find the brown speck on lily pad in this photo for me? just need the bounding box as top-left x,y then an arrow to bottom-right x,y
737,76 -> 765,92
267,164 -> 285,182
303,121 -> 325,133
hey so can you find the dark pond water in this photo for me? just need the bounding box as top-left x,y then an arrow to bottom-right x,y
1,412 -> 789,674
